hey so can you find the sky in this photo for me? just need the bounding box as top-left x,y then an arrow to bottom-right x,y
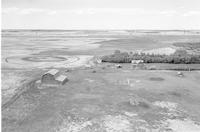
2,0 -> 200,29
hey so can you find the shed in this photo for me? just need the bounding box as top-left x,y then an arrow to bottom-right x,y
55,75 -> 68,85
41,69 -> 59,84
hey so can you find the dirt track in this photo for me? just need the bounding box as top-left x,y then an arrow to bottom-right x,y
2,79 -> 38,110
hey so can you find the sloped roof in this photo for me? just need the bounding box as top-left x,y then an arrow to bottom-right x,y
55,75 -> 68,82
44,69 -> 59,76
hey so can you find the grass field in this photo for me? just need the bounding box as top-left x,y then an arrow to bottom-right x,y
2,65 -> 200,131
2,30 -> 200,132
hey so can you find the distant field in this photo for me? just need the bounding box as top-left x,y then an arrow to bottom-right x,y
95,35 -> 200,52
95,37 -> 159,50
173,42 -> 200,55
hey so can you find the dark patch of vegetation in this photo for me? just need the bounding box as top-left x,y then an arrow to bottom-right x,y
101,50 -> 200,64
101,67 -> 106,69
168,91 -> 182,97
149,77 -> 164,81
139,102 -> 150,109
92,70 -> 96,73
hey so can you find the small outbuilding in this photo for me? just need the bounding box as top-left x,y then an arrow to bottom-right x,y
41,69 -> 68,85
55,75 -> 68,85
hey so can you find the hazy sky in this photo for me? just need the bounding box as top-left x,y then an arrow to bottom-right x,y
2,0 -> 200,29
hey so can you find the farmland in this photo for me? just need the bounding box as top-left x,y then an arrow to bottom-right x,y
2,30 -> 200,132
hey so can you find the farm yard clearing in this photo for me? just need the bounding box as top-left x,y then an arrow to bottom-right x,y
2,30 -> 200,132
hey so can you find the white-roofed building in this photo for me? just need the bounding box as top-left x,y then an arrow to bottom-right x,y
55,75 -> 68,85
131,60 -> 144,64
131,60 -> 145,70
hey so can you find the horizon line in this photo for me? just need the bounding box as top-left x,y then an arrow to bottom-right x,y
2,28 -> 200,31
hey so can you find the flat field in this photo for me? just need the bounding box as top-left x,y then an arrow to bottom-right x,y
2,30 -> 200,132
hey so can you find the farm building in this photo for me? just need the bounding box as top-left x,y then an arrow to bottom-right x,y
41,69 -> 59,84
131,60 -> 144,64
41,69 -> 68,85
131,60 -> 145,69
55,75 -> 68,85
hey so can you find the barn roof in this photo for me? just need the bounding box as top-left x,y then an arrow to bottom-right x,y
55,75 -> 68,82
44,69 -> 59,76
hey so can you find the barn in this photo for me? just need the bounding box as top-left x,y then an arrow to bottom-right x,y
41,69 -> 68,85
41,69 -> 59,84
